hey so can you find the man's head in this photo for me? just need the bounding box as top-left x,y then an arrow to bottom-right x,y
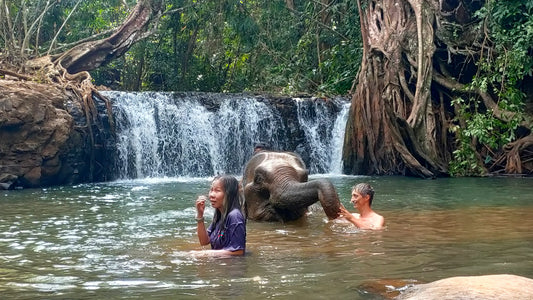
352,183 -> 374,206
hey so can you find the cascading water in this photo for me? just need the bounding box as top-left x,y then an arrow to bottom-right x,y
295,98 -> 351,174
328,100 -> 351,174
103,91 -> 350,179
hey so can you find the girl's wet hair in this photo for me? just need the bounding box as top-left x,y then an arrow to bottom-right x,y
352,183 -> 375,206
212,175 -> 244,231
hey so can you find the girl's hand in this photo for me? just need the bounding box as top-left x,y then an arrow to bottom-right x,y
196,195 -> 206,217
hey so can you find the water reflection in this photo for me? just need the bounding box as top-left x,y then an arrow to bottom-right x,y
0,176 -> 532,299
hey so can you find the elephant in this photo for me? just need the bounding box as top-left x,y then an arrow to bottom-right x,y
242,151 -> 341,222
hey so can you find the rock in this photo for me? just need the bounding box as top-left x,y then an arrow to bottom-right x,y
359,278 -> 419,299
0,173 -> 17,190
21,166 -> 42,187
396,274 -> 533,300
0,79 -> 112,188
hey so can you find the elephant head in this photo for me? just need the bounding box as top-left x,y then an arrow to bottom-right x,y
242,151 -> 341,222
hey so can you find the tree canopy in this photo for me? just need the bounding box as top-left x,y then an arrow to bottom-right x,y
1,0 -> 362,95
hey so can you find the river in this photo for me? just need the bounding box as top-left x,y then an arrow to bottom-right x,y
1,175 -> 532,299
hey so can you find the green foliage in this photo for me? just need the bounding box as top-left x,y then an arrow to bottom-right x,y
2,0 -> 361,95
91,0 -> 362,95
276,0 -> 362,95
450,95 -> 521,177
0,0 -> 131,57
449,120 -> 486,177
450,0 -> 532,176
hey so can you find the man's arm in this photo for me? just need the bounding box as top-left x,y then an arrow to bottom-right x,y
339,205 -> 383,229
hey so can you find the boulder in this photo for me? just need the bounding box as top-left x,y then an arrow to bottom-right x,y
0,79 -> 111,188
396,274 -> 533,300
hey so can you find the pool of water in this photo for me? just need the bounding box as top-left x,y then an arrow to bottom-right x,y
1,175 -> 532,299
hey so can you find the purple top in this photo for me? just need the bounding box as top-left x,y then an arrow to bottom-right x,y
207,208 -> 246,252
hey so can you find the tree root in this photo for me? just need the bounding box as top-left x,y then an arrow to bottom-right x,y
10,55 -> 115,182
488,134 -> 533,175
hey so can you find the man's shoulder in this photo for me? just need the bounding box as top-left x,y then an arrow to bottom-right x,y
371,212 -> 385,227
369,211 -> 384,221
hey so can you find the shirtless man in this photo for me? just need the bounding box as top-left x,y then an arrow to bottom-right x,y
339,183 -> 385,230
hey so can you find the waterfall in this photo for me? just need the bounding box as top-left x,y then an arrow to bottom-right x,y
295,99 -> 351,174
329,101 -> 351,174
103,91 -> 350,179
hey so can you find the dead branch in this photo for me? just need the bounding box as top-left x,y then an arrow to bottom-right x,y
0,68 -> 31,81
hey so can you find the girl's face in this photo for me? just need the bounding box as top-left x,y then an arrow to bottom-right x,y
208,179 -> 225,211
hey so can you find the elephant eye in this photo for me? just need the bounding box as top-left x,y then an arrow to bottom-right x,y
254,173 -> 264,185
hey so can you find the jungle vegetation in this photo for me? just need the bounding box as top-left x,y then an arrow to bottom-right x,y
0,0 -> 532,177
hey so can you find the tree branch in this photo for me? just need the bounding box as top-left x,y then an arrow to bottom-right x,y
50,28 -> 117,54
432,72 -> 529,127
21,0 -> 54,57
54,0 -> 164,74
0,68 -> 32,80
47,0 -> 83,55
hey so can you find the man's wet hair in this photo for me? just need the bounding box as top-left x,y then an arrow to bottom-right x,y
352,183 -> 375,206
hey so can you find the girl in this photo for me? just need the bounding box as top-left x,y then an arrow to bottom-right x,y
195,175 -> 246,256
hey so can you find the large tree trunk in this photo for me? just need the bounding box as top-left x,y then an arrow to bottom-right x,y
53,0 -> 164,75
343,0 -> 448,177
343,0 -> 533,177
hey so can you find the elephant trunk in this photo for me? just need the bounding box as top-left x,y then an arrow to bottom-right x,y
272,179 -> 341,219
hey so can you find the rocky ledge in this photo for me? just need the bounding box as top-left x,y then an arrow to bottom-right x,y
0,79 -> 111,189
